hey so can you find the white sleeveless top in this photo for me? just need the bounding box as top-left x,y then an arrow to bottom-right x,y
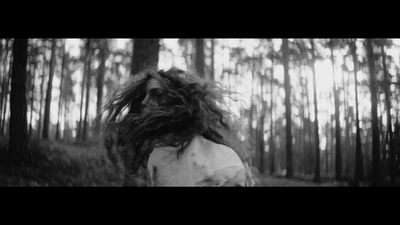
146,135 -> 247,186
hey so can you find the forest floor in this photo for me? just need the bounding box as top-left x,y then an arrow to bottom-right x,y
0,139 -> 366,187
259,174 -> 350,186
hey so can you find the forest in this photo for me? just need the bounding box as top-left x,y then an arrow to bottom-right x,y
0,38 -> 399,187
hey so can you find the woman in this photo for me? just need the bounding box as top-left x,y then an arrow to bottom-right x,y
103,67 -> 258,186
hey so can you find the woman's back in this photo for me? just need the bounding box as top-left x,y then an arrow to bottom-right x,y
147,135 -> 247,186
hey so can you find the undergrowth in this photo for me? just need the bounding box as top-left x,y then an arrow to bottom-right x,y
0,137 -> 121,187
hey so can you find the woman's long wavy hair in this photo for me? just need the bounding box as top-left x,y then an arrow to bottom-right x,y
103,67 -> 252,174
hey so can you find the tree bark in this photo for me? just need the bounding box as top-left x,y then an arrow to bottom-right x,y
2,43 -> 13,136
9,38 -> 29,159
269,58 -> 275,174
310,39 -> 320,182
351,39 -> 364,186
195,39 -> 205,78
95,39 -> 107,134
131,39 -> 160,76
303,64 -> 312,174
82,40 -> 92,142
42,39 -> 57,140
299,66 -> 306,175
37,50 -> 46,140
56,40 -> 66,141
282,39 -> 293,178
0,39 -> 10,134
249,61 -> 255,151
259,72 -> 265,174
77,39 -> 90,143
29,55 -> 37,139
64,70 -> 70,142
329,39 -> 342,180
326,122 -> 329,174
342,60 -> 350,177
379,40 -> 394,186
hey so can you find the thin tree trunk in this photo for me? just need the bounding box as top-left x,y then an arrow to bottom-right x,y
351,39 -> 364,186
0,39 -> 10,134
299,66 -> 306,175
195,39 -> 205,78
342,62 -> 350,177
42,39 -> 57,140
269,60 -> 275,174
77,39 -> 89,143
9,38 -> 29,159
37,52 -> 46,140
82,39 -> 92,142
380,40 -> 394,186
249,61 -> 255,149
395,120 -> 400,179
56,40 -> 66,141
29,56 -> 37,139
64,73 -> 69,142
259,72 -> 265,174
2,45 -> 13,137
329,39 -> 342,180
310,39 -> 320,182
326,122 -> 329,175
95,38 -> 107,134
303,64 -> 312,175
282,39 -> 293,178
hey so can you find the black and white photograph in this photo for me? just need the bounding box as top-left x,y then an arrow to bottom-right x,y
0,38 -> 399,187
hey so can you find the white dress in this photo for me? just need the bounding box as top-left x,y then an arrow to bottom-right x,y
147,135 -> 247,186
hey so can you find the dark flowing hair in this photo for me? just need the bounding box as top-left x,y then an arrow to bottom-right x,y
103,67 -> 253,175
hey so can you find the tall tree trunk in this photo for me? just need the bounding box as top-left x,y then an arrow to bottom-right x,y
366,39 -> 383,186
329,39 -> 342,180
325,123 -> 330,174
269,59 -> 275,174
64,71 -> 69,142
95,38 -> 107,134
195,39 -> 205,78
56,40 -> 66,141
379,40 -> 395,186
350,39 -> 364,186
299,66 -> 306,174
249,61 -> 255,150
395,119 -> 400,180
77,39 -> 90,143
2,44 -> 13,137
37,52 -> 46,140
9,39 -> 29,159
0,39 -> 10,134
29,56 -> 37,139
342,61 -> 350,177
210,39 -> 215,82
42,39 -> 57,140
259,73 -> 265,174
282,39 -> 293,178
310,39 -> 321,182
131,39 -> 160,76
82,40 -> 92,142
303,64 -> 312,174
